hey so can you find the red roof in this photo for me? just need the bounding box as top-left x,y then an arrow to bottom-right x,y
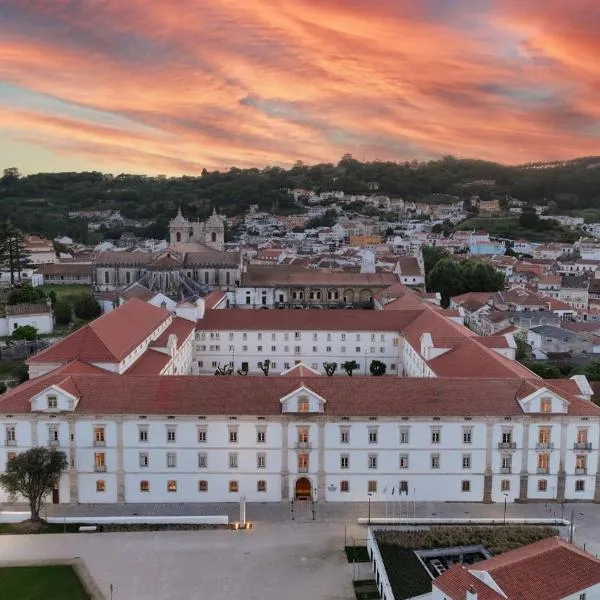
1,374 -> 598,417
125,349 -> 171,375
437,538 -> 600,600
198,308 -> 420,332
203,290 -> 228,309
151,317 -> 195,348
28,299 -> 171,365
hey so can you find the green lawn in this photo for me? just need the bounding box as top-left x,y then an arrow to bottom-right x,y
0,566 -> 90,600
37,284 -> 91,302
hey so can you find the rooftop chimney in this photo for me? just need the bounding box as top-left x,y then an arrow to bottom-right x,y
466,584 -> 478,600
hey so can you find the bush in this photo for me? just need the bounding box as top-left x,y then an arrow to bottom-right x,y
7,286 -> 46,305
11,325 -> 38,341
73,294 -> 101,320
53,300 -> 72,325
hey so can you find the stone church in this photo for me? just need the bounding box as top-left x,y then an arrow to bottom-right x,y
93,209 -> 241,297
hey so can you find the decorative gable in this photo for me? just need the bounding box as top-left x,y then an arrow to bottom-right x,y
30,384 -> 79,413
280,385 -> 326,414
518,387 -> 568,414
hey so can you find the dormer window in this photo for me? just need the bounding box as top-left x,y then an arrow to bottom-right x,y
298,396 -> 309,413
541,398 -> 552,413
47,396 -> 58,410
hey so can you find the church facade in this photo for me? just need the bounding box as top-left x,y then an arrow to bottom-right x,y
93,210 -> 241,296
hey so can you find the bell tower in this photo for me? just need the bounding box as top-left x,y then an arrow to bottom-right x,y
204,207 -> 225,251
169,207 -> 191,244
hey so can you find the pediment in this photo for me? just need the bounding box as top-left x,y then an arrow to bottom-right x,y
280,385 -> 326,413
518,387 -> 568,414
30,383 -> 79,412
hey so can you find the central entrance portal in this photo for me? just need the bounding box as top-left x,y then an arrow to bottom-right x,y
295,477 -> 312,500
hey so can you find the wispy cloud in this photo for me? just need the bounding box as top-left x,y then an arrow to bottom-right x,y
0,0 -> 599,173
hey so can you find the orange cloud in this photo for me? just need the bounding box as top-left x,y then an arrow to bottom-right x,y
0,0 -> 599,173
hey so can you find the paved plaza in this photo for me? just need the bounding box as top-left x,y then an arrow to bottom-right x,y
1,501 -> 599,600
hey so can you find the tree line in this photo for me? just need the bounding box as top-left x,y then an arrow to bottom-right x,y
3,154 -> 600,242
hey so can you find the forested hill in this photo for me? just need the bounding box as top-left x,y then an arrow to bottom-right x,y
2,154 -> 600,242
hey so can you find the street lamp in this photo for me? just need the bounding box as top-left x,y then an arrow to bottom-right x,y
368,492 -> 373,525
569,511 -> 585,544
503,493 -> 508,525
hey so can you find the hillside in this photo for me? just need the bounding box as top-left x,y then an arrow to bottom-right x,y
2,154 -> 600,242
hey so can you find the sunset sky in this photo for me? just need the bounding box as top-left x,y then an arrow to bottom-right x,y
1,0 -> 599,175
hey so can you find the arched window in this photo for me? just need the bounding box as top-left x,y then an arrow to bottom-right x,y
204,271 -> 209,284
176,232 -> 181,242
211,232 -> 217,243
126,271 -> 131,284
104,271 -> 109,284
226,272 -> 231,285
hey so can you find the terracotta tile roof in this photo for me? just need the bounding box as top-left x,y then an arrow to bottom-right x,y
151,317 -> 195,347
435,537 -> 600,600
27,298 -> 171,365
1,375 -> 598,417
396,256 -> 422,277
119,283 -> 157,302
280,363 -> 321,377
203,290 -> 228,309
5,303 -> 50,316
36,263 -> 92,275
184,251 -> 239,267
197,308 -> 420,332
241,265 -> 397,287
476,335 -> 511,349
480,538 -> 600,600
95,251 -> 153,265
125,349 -> 171,375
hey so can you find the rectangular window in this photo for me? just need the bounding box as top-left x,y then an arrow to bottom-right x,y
340,454 -> 349,469
166,452 -> 177,468
461,480 -> 471,492
298,427 -> 309,444
431,454 -> 440,469
538,427 -> 551,444
198,452 -> 207,468
139,452 -> 149,468
501,479 -> 510,492
48,426 -> 59,444
501,455 -> 512,471
576,455 -> 587,473
355,347 -> 361,353
257,480 -> 267,492
340,428 -> 350,444
257,430 -> 266,443
96,480 -> 105,493
94,427 -> 105,446
94,452 -> 106,471
368,454 -> 378,469
167,480 -> 177,493
538,479 -> 547,492
502,430 -> 512,444
5,426 -> 16,445
167,427 -> 176,443
576,428 -> 588,444
229,428 -> 238,443
198,429 -> 207,443
537,453 -> 549,472
271,346 -> 276,352
47,395 -> 58,409
575,480 -> 585,492
298,398 -> 310,412
368,429 -> 378,444
229,453 -> 238,468
431,429 -> 441,444
463,428 -> 472,444
341,334 -> 346,341
399,428 -> 409,444
462,455 -> 472,469
229,480 -> 239,493
298,453 -> 309,472
399,454 -> 409,469
199,480 -> 208,492
541,398 -> 552,413
340,480 -> 349,492
368,480 -> 377,493
140,480 -> 150,492
257,453 -> 266,469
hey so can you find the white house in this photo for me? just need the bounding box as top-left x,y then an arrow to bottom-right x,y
0,303 -> 53,336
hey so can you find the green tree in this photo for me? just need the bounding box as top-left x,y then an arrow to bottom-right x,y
369,360 -> 387,376
258,359 -> 271,376
514,330 -> 532,361
53,300 -> 72,325
422,246 -> 450,274
426,259 -> 465,307
0,382 -> 6,394
11,325 -> 37,341
341,360 -> 359,376
579,359 -> 600,381
6,285 -> 46,306
0,447 -> 68,522
523,362 -> 562,379
73,294 -> 101,320
519,205 -> 539,228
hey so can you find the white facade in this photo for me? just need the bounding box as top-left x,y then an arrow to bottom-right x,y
1,379 -> 598,505
0,312 -> 53,336
195,328 -> 402,375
